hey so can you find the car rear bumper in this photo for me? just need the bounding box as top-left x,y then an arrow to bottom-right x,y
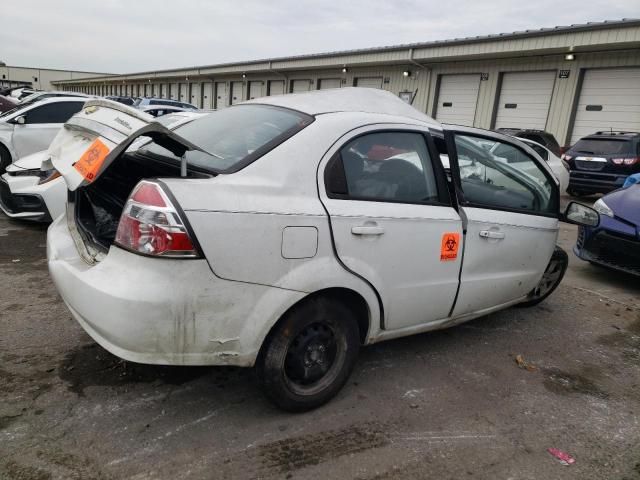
569,171 -> 628,194
47,214 -> 305,366
574,225 -> 640,277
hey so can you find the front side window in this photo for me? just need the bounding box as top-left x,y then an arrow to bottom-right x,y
327,132 -> 440,204
22,101 -> 84,124
454,134 -> 556,214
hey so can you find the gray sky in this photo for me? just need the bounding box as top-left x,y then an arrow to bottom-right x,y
1,0 -> 638,74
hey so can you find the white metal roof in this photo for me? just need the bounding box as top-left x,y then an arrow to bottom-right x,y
245,87 -> 439,125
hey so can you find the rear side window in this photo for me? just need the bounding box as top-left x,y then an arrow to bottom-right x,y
572,139 -> 633,155
139,104 -> 313,173
326,132 -> 441,204
23,101 -> 83,124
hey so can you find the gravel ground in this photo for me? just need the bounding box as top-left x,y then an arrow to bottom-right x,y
1,205 -> 639,480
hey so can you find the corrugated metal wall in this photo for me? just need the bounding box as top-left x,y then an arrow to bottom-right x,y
60,24 -> 640,147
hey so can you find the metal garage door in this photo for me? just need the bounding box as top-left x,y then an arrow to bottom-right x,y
435,74 -> 480,126
190,83 -> 201,107
291,80 -> 312,93
202,82 -> 213,109
215,82 -> 228,109
170,83 -> 179,100
231,82 -> 244,104
494,71 -> 556,130
249,81 -> 264,99
319,78 -> 341,89
179,83 -> 189,103
570,68 -> 640,144
355,77 -> 383,88
268,80 -> 285,96
160,84 -> 167,99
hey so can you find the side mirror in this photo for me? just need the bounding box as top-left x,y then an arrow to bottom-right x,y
563,201 -> 599,227
14,115 -> 26,125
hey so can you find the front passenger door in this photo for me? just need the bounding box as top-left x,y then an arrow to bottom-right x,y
444,126 -> 560,316
13,101 -> 84,158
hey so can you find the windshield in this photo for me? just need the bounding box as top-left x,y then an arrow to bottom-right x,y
572,138 -> 634,155
137,104 -> 313,172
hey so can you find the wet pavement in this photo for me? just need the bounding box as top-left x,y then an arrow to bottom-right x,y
1,202 -> 639,480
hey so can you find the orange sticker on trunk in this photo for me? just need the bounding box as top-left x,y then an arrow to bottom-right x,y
73,139 -> 110,182
440,232 -> 460,261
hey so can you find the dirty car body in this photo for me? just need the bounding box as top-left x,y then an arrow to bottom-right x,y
47,90 -> 570,410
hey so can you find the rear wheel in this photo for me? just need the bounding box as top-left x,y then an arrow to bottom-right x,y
518,246 -> 568,307
0,144 -> 11,175
257,297 -> 360,412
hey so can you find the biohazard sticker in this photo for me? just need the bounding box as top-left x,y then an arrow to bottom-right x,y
440,232 -> 460,261
73,139 -> 110,183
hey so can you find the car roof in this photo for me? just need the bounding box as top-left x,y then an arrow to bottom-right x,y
581,131 -> 640,140
33,96 -> 88,104
518,137 -> 549,150
244,87 -> 439,126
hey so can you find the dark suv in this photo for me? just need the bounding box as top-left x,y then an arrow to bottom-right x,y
563,131 -> 640,196
495,128 -> 561,157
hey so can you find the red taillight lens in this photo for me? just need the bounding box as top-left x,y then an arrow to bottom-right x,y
115,181 -> 199,258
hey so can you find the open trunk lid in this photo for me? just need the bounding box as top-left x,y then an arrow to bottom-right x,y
48,99 -> 204,190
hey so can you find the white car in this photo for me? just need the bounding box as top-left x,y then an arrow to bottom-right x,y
0,111 -> 206,222
18,90 -> 93,105
46,90 -> 598,411
490,137 -> 570,194
0,150 -> 65,221
0,97 -> 87,172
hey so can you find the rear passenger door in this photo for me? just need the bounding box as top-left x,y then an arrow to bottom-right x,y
443,126 -> 560,316
319,126 -> 463,330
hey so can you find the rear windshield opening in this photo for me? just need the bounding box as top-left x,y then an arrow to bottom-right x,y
573,139 -> 634,155
137,104 -> 314,173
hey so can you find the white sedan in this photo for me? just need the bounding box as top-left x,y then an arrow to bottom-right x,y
46,90 -> 598,411
0,111 -> 205,222
0,96 -> 87,172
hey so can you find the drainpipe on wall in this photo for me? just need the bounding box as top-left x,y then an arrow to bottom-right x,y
408,48 -> 432,114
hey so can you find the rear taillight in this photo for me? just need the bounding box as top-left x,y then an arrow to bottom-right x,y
115,181 -> 199,258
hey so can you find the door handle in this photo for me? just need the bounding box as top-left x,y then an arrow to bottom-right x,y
479,230 -> 505,240
351,225 -> 385,236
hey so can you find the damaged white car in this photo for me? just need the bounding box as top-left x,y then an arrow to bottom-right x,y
47,90 -> 598,411
0,111 -> 205,222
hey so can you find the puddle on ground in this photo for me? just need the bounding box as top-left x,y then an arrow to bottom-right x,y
542,367 -> 608,399
58,343 -> 246,396
597,316 -> 640,365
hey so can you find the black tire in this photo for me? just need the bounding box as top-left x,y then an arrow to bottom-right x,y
518,246 -> 569,308
257,297 -> 360,412
0,144 -> 11,175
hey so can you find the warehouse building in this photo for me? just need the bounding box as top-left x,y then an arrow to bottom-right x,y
53,19 -> 640,147
0,64 -> 112,91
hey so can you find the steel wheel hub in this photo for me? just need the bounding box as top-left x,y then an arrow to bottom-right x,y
285,323 -> 337,386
